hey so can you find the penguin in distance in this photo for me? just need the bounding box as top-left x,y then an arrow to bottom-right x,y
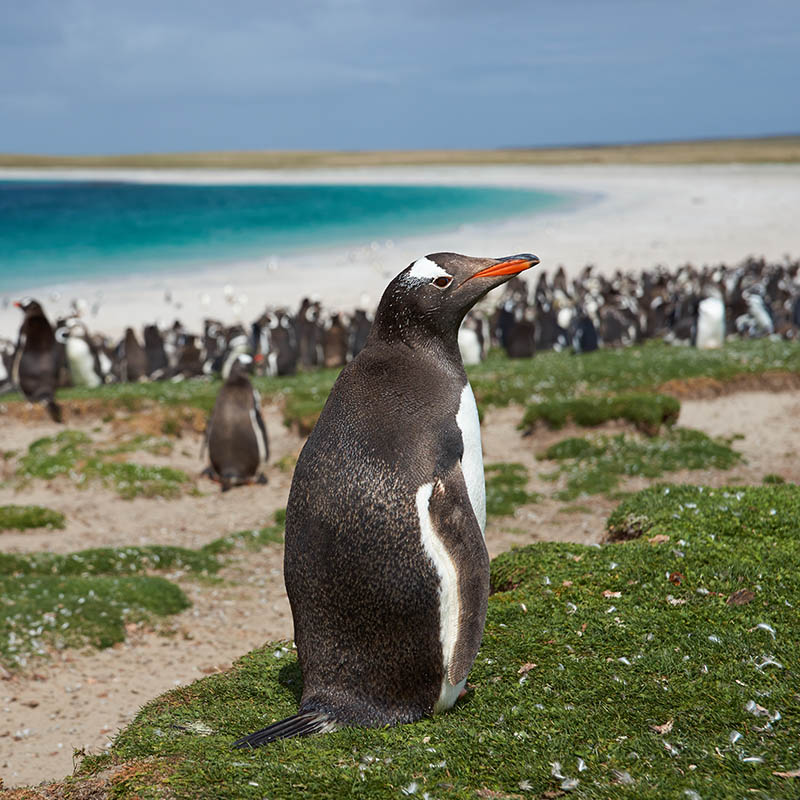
234,251 -> 539,748
203,354 -> 269,491
13,298 -> 62,422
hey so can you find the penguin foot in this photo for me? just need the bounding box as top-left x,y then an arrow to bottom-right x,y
255,473 -> 268,485
232,711 -> 337,749
46,399 -> 63,424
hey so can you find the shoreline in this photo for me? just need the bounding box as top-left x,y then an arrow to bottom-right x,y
2,163 -> 800,340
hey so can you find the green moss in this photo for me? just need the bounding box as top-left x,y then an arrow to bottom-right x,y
1,528 -> 283,668
0,575 -> 189,665
468,338 -> 800,410
58,484 -> 800,799
540,428 -> 742,500
0,504 -> 65,531
96,435 -> 174,456
763,473 -> 787,485
521,392 -> 680,434
0,545 -> 219,578
484,462 -> 540,517
16,429 -> 190,499
201,524 -> 284,557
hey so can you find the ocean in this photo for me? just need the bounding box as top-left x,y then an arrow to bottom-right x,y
0,179 -> 567,292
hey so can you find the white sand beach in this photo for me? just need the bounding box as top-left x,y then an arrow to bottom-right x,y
2,162 -> 800,340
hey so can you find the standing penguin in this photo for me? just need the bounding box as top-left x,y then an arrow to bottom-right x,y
203,355 -> 269,491
234,251 -> 539,748
12,298 -> 62,422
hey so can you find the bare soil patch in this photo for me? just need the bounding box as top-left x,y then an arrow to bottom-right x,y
1,389 -> 799,789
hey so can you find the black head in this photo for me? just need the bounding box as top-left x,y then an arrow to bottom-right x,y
227,354 -> 254,382
14,297 -> 45,318
369,252 -> 539,349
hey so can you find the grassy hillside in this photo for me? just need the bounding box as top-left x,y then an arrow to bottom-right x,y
12,483 -> 797,799
1,136 -> 799,169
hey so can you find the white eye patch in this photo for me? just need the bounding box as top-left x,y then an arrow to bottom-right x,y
407,256 -> 452,282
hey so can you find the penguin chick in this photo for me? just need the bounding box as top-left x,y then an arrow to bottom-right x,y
233,251 -> 539,748
203,355 -> 269,491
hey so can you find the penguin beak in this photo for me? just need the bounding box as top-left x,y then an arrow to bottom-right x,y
467,254 -> 540,281
13,301 -> 22,309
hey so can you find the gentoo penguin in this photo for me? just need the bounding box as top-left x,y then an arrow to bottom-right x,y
12,298 -> 62,422
321,312 -> 349,368
143,325 -> 169,379
203,355 -> 269,492
117,328 -> 148,382
233,251 -> 539,748
220,329 -> 250,380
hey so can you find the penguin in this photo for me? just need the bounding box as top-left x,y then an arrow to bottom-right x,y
117,328 -> 148,382
694,292 -> 726,349
348,306 -> 373,359
143,324 -> 169,379
60,320 -> 104,387
569,310 -> 599,354
0,338 -> 14,393
233,251 -> 539,748
12,298 -> 62,422
203,354 -> 269,492
457,311 -> 485,366
321,312 -> 349,368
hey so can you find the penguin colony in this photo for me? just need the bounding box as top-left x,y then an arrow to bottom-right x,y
233,251 -> 540,747
2,255 -> 798,402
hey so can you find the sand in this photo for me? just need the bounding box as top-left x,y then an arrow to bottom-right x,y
2,163 -> 800,341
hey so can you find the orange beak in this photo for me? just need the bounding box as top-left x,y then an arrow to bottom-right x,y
468,253 -> 540,280
13,301 -> 22,308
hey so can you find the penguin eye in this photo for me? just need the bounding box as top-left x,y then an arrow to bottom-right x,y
432,276 -> 453,289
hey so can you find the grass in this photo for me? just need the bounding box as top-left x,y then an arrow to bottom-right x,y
520,392 -> 680,434
469,339 -> 800,415
539,428 -> 742,500
2,135 -> 800,167
16,429 -> 191,499
484,462 -> 540,517
0,519 -> 284,669
0,575 -> 190,666
0,504 -> 65,531
31,483 -> 796,799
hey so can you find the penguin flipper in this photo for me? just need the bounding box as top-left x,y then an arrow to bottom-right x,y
428,464 -> 490,687
253,405 -> 270,463
232,711 -> 336,749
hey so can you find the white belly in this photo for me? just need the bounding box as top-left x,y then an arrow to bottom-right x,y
67,339 -> 101,387
458,327 -> 482,366
455,381 -> 486,534
696,297 -> 725,349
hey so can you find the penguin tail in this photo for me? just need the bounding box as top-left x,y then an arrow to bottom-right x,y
232,710 -> 338,749
46,399 -> 63,423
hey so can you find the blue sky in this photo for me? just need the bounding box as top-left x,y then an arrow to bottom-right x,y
1,0 -> 799,154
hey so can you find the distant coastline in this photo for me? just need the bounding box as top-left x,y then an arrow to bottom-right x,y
1,135 -> 799,169
1,162 -> 799,343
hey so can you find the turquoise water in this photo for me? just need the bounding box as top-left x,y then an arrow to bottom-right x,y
0,180 -> 568,290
